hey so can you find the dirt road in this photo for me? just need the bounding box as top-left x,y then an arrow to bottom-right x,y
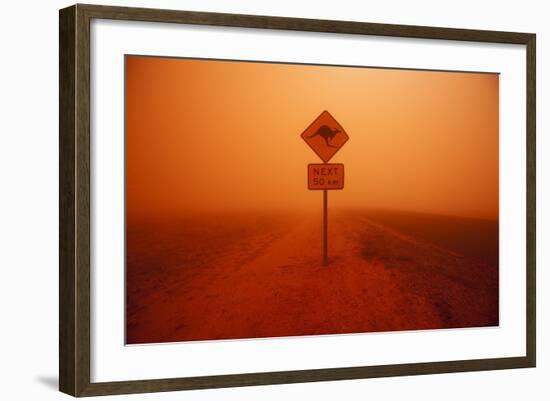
126,210 -> 498,344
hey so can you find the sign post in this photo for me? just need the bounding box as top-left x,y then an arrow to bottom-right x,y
323,189 -> 328,265
300,111 -> 349,266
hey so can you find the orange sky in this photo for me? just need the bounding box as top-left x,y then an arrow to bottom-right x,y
126,56 -> 499,220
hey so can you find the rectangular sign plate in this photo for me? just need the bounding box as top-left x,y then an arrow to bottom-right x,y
308,163 -> 344,190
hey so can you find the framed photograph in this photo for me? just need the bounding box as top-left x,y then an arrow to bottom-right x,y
59,4 -> 536,397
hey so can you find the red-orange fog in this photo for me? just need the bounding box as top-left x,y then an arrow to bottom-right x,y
125,56 -> 499,344
126,56 -> 499,220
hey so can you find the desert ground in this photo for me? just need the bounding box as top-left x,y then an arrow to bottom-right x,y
126,209 -> 498,344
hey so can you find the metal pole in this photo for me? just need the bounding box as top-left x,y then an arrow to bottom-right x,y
323,189 -> 328,266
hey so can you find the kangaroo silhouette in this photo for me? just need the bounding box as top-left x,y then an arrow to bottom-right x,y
307,125 -> 341,148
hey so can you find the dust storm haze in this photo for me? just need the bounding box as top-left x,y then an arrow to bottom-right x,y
125,56 -> 499,221
125,56 -> 500,344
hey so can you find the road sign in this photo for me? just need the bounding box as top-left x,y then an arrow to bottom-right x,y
308,163 -> 344,190
300,110 -> 349,266
300,110 -> 349,163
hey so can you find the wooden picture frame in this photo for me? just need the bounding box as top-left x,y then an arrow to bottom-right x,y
59,3 -> 536,397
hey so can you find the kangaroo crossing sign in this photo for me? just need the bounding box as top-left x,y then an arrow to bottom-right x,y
300,110 -> 349,265
301,110 -> 349,163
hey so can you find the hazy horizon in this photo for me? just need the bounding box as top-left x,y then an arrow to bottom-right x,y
126,56 -> 499,220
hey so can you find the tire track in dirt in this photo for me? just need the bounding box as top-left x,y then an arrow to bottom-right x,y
127,211 -> 498,343
349,213 -> 498,329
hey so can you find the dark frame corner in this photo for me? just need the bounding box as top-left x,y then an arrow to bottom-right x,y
59,3 -> 536,397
